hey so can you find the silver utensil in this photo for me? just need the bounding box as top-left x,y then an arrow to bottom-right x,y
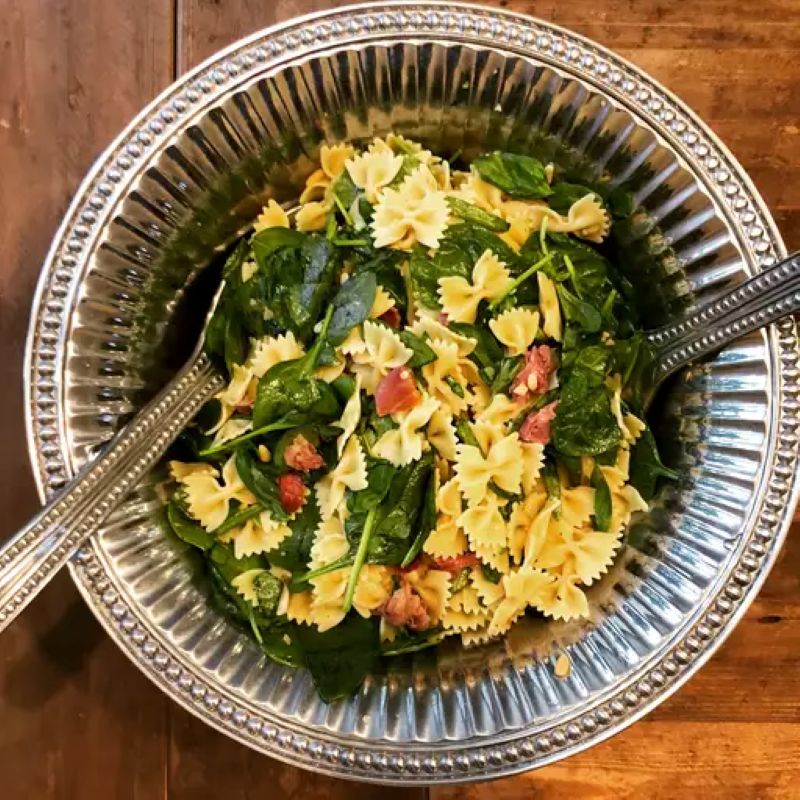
2,245 -> 798,634
0,281 -> 225,633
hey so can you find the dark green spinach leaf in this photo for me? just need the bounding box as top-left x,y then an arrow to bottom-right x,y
591,466 -> 612,532
446,197 -> 510,232
628,428 -> 680,501
167,502 -> 215,551
472,152 -> 553,199
327,271 -> 377,345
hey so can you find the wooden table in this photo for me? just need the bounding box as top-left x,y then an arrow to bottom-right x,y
1,1 -> 799,797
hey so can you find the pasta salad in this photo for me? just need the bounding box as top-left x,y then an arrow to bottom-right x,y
164,135 -> 677,701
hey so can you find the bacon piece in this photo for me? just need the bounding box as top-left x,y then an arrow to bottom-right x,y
277,473 -> 307,514
519,401 -> 559,445
375,366 -> 421,417
511,344 -> 555,401
382,582 -> 431,631
437,311 -> 449,325
379,306 -> 402,329
283,434 -> 324,473
432,553 -> 480,575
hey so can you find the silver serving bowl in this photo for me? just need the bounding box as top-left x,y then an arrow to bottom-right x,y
24,2 -> 799,783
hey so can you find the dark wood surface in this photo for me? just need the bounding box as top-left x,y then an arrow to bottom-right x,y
1,1 -> 798,797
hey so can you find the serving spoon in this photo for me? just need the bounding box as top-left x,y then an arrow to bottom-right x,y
1,249 -> 798,634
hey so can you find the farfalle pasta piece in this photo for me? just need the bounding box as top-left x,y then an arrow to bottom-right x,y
470,420 -> 506,454
308,515 -> 349,569
458,496 -> 507,552
421,338 -> 471,415
442,606 -> 491,633
427,406 -> 458,461
507,489 -> 547,564
537,526 -> 622,584
346,148 -> 404,202
436,477 -> 463,517
524,497 -> 560,563
369,286 -> 396,318
536,573 -> 590,622
469,566 -> 505,606
411,311 -> 476,356
320,142 -> 355,179
248,332 -> 305,378
372,166 -> 450,250
608,374 -> 647,446
437,249 -> 513,324
253,199 -> 289,231
520,443 -> 545,494
286,590 -> 314,625
423,516 -> 468,558
229,512 -> 293,558
181,455 -> 255,531
447,583 -> 483,614
537,271 -> 562,341
455,432 -> 523,505
461,624 -> 497,647
231,569 -> 267,605
210,418 -> 252,447
168,461 -> 217,481
559,486 -> 596,530
373,394 -> 439,466
489,308 -> 540,355
315,435 -> 369,520
474,542 -> 510,574
476,394 -> 519,427
559,194 -> 611,243
351,320 -> 412,393
405,566 -> 451,624
451,168 -> 504,213
335,375 -> 362,456
487,568 -> 556,636
300,168 -> 329,204
296,201 -> 329,232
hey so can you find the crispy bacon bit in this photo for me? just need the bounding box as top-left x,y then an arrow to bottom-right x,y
283,434 -> 324,472
432,553 -> 480,575
519,401 -> 559,445
379,306 -> 402,329
277,473 -> 307,514
437,311 -> 449,326
375,366 -> 421,417
511,345 -> 555,402
382,582 -> 430,631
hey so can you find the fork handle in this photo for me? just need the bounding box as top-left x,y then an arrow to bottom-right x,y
0,354 -> 223,634
646,251 -> 800,382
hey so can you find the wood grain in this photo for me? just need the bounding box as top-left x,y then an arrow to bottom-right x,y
0,2 -> 175,799
1,0 -> 799,797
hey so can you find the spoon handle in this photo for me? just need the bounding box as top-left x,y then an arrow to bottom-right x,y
646,251 -> 800,383
0,354 -> 223,634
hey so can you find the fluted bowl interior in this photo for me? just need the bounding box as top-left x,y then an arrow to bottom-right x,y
26,5 -> 796,783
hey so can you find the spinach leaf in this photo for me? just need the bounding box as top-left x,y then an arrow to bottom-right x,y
446,197 -> 510,232
629,428 -> 679,501
267,491 -> 321,572
348,458 -> 397,514
398,329 -> 437,367
330,169 -> 359,215
455,416 -> 480,449
214,502 -> 264,535
349,246 -> 407,310
167,501 -> 215,551
234,448 -> 290,522
472,152 -> 553,199
204,240 -> 250,372
542,463 -> 561,500
591,466 -> 612,532
481,564 -> 502,584
209,542 -> 266,583
251,229 -> 340,341
258,624 -> 305,668
327,271 -> 377,345
401,467 -> 438,567
380,628 -> 444,656
557,284 -> 602,333
295,614 -> 380,702
551,346 -> 620,457
612,332 -> 657,413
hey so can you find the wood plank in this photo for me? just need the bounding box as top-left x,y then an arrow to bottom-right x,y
431,722 -> 800,800
167,702 -> 428,800
0,1 -> 175,798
